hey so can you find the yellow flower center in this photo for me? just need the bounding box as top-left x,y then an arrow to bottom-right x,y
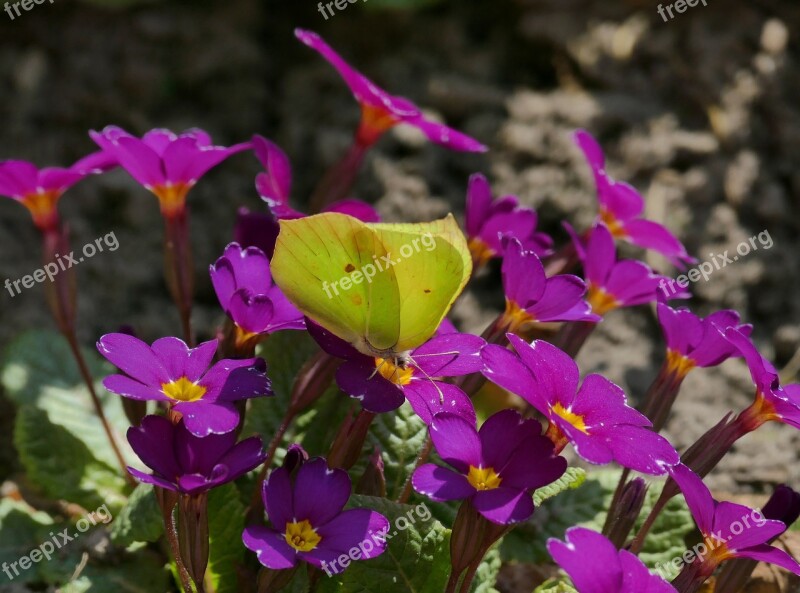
284,520 -> 321,552
666,349 -> 696,379
468,237 -> 495,269
356,104 -> 399,146
702,534 -> 732,565
587,283 -> 620,316
501,299 -> 535,333
150,182 -> 192,217
467,466 -> 503,491
551,402 -> 589,434
161,376 -> 207,402
375,357 -> 414,386
21,190 -> 61,230
738,390 -> 778,432
599,208 -> 627,238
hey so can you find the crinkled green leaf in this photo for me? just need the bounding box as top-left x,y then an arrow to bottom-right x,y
470,544 -> 501,593
534,467 -> 586,506
533,578 -> 578,593
207,483 -> 247,593
110,483 -> 163,548
316,495 -> 451,593
366,402 -> 428,499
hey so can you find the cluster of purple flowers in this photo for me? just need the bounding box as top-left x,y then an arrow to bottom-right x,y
3,26 -> 799,593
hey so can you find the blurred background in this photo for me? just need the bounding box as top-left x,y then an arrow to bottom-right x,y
0,0 -> 798,583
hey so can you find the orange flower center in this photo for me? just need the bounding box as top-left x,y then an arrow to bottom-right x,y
21,190 -> 61,230
501,300 -> 535,333
738,389 -> 778,432
587,283 -> 620,316
666,349 -> 696,379
468,237 -> 495,269
150,182 -> 192,217
374,357 -> 414,386
599,208 -> 627,238
356,104 -> 399,146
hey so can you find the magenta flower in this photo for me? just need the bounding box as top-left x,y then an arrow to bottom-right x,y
725,328 -> 800,431
97,334 -> 272,436
0,152 -> 114,231
657,304 -> 752,378
669,464 -> 800,580
547,527 -> 677,593
412,409 -> 567,524
295,29 -> 486,152
573,130 -> 694,268
90,126 -> 250,217
465,173 -> 552,268
126,415 -> 266,495
498,238 -> 598,333
308,322 -> 480,422
482,336 -> 679,475
210,243 -> 305,349
244,457 -> 389,570
570,224 -> 683,316
253,134 -> 379,222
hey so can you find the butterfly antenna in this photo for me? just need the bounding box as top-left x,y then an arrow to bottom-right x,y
408,354 -> 446,405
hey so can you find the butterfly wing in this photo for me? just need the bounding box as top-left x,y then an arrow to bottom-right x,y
271,213 -> 401,352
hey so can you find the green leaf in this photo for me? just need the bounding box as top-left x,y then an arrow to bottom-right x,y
244,330 -> 320,461
110,484 -> 163,548
207,483 -> 248,593
315,495 -> 451,593
0,498 -> 56,584
366,402 -> 428,499
501,469 -> 693,571
14,405 -> 127,512
54,549 -> 170,593
2,330 -> 137,511
533,467 -> 586,506
533,578 -> 578,593
470,544 -> 501,593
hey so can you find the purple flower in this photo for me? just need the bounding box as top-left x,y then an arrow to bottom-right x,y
412,409 -> 567,524
669,464 -> 800,578
547,527 -> 677,593
573,130 -> 695,268
126,415 -> 266,495
498,238 -> 598,333
90,126 -> 250,217
482,336 -> 679,475
234,207 -> 281,258
465,173 -> 552,268
657,304 -> 752,378
725,328 -> 800,431
253,134 -> 380,222
97,334 -> 272,436
0,152 -> 113,231
243,457 -> 389,570
210,242 -> 305,347
308,322 -> 480,422
295,29 -> 486,152
570,224 -> 682,316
